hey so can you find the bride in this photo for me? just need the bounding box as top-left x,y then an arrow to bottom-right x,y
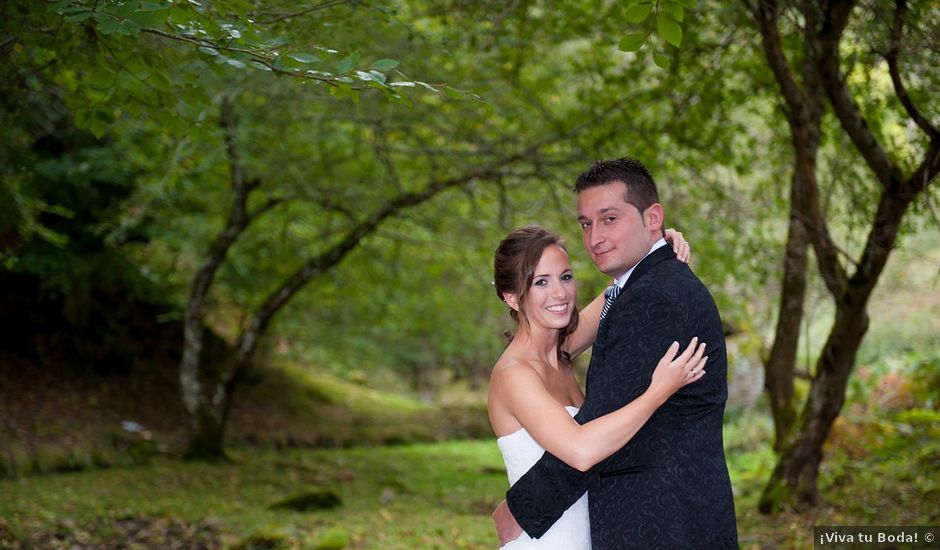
488,225 -> 705,549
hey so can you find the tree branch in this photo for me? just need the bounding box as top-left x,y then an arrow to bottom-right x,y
750,0 -> 848,296
751,0 -> 807,124
884,0 -> 939,140
254,0 -> 353,25
248,196 -> 285,222
141,28 -> 340,86
817,0 -> 903,190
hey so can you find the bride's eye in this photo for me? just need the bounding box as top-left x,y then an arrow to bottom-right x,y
562,273 -> 574,281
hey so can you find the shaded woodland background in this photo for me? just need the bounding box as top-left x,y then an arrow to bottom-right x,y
1,0 -> 938,548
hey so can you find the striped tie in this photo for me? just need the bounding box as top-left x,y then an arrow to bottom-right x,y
599,284 -> 621,322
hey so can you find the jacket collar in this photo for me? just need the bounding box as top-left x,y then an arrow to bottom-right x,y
620,244 -> 676,295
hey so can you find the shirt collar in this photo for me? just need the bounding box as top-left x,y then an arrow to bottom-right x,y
614,238 -> 668,289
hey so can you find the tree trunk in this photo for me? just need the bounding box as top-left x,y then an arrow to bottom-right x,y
181,98 -> 264,459
183,402 -> 229,460
763,188 -> 808,451
754,0 -> 939,511
750,0 -> 824,452
760,192 -> 910,512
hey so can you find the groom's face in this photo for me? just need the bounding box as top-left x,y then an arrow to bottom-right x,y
577,181 -> 655,279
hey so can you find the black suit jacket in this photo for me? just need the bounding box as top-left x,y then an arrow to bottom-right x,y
506,246 -> 738,549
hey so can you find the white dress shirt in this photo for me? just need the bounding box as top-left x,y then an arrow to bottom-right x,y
613,238 -> 668,290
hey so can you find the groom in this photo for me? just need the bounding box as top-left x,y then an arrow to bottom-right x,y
494,158 -> 738,548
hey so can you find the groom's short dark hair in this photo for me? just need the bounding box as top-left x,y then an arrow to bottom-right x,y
574,157 -> 661,213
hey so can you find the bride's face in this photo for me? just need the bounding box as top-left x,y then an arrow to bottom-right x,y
522,244 -> 577,331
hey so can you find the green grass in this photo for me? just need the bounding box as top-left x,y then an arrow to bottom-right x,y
2,407 -> 937,549
0,440 -> 508,549
0,359 -> 491,479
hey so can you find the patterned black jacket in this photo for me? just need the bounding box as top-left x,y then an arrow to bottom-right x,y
506,246 -> 738,549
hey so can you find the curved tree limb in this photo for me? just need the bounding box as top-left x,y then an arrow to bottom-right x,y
884,0 -> 940,140
180,97 -> 282,432
817,0 -> 904,190
753,0 -> 847,296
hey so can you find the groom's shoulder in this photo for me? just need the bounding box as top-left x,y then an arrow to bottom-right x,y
640,259 -> 715,302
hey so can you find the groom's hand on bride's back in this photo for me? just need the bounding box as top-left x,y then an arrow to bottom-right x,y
492,499 -> 523,546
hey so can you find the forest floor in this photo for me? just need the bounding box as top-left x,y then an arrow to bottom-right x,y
1,236 -> 937,548
0,402 -> 937,549
0,354 -> 491,479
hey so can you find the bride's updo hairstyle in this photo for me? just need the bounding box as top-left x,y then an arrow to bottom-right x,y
493,225 -> 579,365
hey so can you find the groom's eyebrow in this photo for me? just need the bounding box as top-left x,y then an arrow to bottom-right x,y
579,206 -> 620,221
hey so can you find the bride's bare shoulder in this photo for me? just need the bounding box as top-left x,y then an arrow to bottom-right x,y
490,355 -> 543,391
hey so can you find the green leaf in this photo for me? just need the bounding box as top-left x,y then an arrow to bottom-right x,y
656,14 -> 683,47
137,2 -> 169,11
217,0 -> 252,17
334,52 -> 360,74
618,32 -> 647,52
181,86 -> 211,110
74,108 -> 89,129
117,19 -> 144,36
356,69 -> 387,84
47,0 -> 72,13
653,51 -> 671,70
371,58 -> 399,70
126,8 -> 170,28
625,2 -> 653,23
288,53 -> 320,64
220,56 -> 247,69
95,16 -> 121,35
329,83 -> 360,103
271,55 -> 292,71
65,11 -> 95,22
661,0 -> 685,22
88,110 -> 111,139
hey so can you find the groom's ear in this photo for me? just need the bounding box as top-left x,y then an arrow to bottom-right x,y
644,203 -> 664,232
502,292 -> 520,312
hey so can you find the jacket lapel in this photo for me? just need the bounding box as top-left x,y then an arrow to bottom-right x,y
620,245 -> 676,295
592,245 -> 676,352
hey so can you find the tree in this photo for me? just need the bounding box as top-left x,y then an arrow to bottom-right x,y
747,0 -> 826,453
746,0 -> 939,511
179,93 -> 576,457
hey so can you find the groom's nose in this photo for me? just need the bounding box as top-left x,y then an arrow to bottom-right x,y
588,227 -> 606,250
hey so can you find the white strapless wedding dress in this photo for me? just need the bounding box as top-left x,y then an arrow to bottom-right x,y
496,406 -> 591,550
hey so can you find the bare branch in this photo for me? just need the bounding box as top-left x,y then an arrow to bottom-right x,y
750,0 -> 848,296
884,0 -> 940,140
254,0 -> 353,25
370,122 -> 405,194
247,196 -> 285,221
817,0 -> 904,190
752,1 -> 808,128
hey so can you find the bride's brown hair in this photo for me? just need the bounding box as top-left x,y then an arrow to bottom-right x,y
493,225 -> 579,365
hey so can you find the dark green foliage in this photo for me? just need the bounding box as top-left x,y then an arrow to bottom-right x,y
234,532 -> 291,550
269,489 -> 342,512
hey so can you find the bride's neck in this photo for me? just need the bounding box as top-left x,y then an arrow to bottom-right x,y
512,324 -> 560,367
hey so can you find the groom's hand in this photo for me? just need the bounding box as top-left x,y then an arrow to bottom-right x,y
492,499 -> 523,545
